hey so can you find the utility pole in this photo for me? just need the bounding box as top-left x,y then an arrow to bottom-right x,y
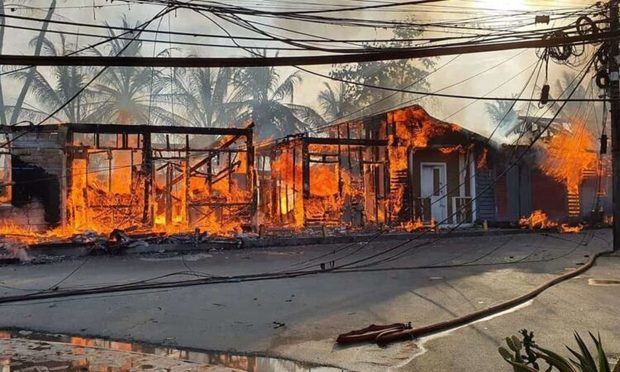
609,0 -> 620,251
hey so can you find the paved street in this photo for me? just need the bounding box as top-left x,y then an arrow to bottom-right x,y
0,229 -> 617,371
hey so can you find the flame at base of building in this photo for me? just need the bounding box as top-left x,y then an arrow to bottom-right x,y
519,210 -> 558,230
0,123 -> 256,245
519,210 -> 585,234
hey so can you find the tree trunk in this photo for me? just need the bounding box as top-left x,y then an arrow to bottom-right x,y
9,0 -> 56,125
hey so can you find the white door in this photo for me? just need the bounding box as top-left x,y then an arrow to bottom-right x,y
420,163 -> 447,224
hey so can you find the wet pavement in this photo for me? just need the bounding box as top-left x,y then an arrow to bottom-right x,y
0,230 -> 616,371
0,329 -> 340,371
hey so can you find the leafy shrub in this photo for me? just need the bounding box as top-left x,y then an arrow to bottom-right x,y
499,329 -> 619,372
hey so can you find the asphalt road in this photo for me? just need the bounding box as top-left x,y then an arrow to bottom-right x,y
0,229 -> 616,371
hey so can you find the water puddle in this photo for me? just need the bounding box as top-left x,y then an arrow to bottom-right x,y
0,329 -> 341,371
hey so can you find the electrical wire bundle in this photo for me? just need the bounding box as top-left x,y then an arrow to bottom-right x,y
0,1 -> 608,58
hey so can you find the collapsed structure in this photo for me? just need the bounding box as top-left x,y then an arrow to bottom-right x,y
257,105 -> 493,229
0,123 -> 255,238
0,104 -> 609,243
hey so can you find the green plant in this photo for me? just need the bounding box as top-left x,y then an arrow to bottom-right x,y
499,329 -> 619,372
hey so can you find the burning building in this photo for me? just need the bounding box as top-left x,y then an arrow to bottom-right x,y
0,106 -> 601,243
257,105 -> 494,230
0,123 -> 256,240
495,117 -> 610,223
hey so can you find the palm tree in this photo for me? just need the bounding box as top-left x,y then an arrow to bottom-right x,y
86,17 -> 176,125
552,71 -> 602,133
9,34 -> 94,124
9,0 -> 57,125
230,62 -> 325,138
318,82 -> 356,122
0,0 -> 58,125
162,67 -> 238,127
484,98 -> 520,136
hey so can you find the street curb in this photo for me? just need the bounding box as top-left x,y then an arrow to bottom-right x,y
12,228 -> 544,263
240,228 -> 535,249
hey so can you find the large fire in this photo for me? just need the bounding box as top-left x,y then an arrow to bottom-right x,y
66,153 -> 248,236
268,142 -> 362,228
387,107 -> 460,223
539,120 -> 597,194
0,131 -> 253,245
6,105 -> 574,247
271,149 -> 304,227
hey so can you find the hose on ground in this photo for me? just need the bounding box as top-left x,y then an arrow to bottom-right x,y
373,248 -> 613,346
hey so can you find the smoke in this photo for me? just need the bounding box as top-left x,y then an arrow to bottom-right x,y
3,1 -> 598,142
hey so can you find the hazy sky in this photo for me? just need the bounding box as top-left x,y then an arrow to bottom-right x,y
2,0 -> 598,140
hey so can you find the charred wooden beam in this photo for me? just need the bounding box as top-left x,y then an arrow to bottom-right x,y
304,137 -> 388,147
211,160 -> 242,185
308,152 -> 339,157
189,202 -> 252,207
142,134 -> 152,224
0,124 -> 60,133
302,141 -> 310,199
308,159 -> 339,164
184,134 -> 243,176
64,123 -> 253,136
165,163 -> 173,224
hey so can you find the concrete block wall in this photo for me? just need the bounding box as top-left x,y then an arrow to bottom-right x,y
12,132 -> 65,177
6,131 -> 66,230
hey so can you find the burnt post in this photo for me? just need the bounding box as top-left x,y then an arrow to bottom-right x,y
272,149 -> 280,221
62,128 -> 73,227
302,139 -> 310,199
292,145 -> 297,212
610,0 -> 620,251
206,151 -> 213,193
185,135 -> 191,224
142,133 -> 153,224
245,123 -> 257,231
165,162 -> 173,224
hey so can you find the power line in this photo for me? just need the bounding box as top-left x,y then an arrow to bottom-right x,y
0,23 -> 302,51
0,29 -> 612,69
123,0 -> 592,31
0,9 -> 599,48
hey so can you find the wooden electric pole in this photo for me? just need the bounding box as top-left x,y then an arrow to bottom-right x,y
609,0 -> 620,251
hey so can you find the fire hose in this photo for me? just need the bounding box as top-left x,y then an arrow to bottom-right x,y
337,247 -> 613,347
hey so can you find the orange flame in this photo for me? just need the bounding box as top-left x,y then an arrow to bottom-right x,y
271,146 -> 304,227
438,145 -> 464,154
559,223 -> 583,233
401,218 -> 424,232
387,106 -> 458,223
476,148 -> 488,169
309,164 -> 339,197
539,120 -> 597,194
519,210 -> 558,229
